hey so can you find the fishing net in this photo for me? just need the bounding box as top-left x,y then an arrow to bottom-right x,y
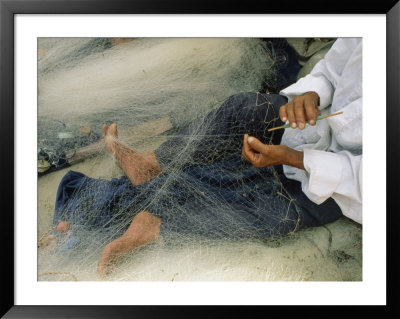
37,37 -> 362,281
37,37 -> 280,170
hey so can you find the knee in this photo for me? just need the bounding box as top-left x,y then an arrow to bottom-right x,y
215,92 -> 259,121
265,93 -> 288,109
224,92 -> 258,108
223,92 -> 287,113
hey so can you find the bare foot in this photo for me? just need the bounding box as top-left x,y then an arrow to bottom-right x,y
97,211 -> 161,277
102,123 -> 162,185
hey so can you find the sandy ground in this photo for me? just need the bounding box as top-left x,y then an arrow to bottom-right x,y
37,136 -> 362,282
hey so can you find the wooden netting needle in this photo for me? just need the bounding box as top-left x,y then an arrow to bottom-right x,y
268,111 -> 343,132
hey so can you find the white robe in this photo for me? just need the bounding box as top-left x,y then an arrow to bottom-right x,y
280,38 -> 362,224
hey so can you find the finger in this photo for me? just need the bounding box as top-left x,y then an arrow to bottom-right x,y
247,136 -> 268,155
304,96 -> 318,125
294,100 -> 306,130
242,134 -> 250,160
243,135 -> 258,164
279,104 -> 288,122
251,152 -> 262,167
242,134 -> 253,161
246,147 -> 265,168
285,101 -> 296,128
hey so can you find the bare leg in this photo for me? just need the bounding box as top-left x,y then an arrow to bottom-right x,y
102,123 -> 161,185
97,211 -> 162,277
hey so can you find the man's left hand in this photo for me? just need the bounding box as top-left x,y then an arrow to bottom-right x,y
242,134 -> 305,170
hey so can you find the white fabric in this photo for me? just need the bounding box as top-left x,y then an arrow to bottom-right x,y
279,38 -> 362,224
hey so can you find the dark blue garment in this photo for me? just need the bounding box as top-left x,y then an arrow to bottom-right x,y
54,157 -> 299,241
54,171 -> 136,231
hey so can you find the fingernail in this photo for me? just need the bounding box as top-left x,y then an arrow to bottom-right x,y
309,119 -> 315,125
299,123 -> 305,129
248,136 -> 254,143
291,122 -> 297,128
282,117 -> 287,122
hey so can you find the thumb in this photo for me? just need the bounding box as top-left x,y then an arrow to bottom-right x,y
247,136 -> 268,153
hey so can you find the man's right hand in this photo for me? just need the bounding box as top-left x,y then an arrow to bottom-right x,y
279,91 -> 321,130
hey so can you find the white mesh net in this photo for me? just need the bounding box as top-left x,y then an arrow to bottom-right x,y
38,37 -> 362,281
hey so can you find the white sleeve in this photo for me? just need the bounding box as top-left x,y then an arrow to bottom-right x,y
280,38 -> 362,110
302,149 -> 362,224
280,65 -> 334,109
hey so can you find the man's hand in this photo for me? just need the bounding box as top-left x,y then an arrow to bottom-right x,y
242,134 -> 305,170
279,91 -> 321,130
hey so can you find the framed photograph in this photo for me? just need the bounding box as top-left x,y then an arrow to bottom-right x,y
1,0 -> 399,317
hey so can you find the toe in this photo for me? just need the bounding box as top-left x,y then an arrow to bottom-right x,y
97,262 -> 106,277
109,123 -> 118,137
102,124 -> 109,136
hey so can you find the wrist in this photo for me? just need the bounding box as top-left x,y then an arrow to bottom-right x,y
283,146 -> 305,170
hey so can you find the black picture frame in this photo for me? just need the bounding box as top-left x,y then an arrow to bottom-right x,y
1,0 -> 399,318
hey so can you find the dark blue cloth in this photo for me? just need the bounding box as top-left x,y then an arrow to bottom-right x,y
54,158 -> 299,241
54,171 -> 136,231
